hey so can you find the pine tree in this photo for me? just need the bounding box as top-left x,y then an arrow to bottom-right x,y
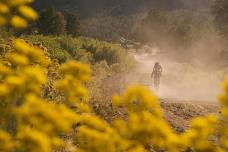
54,12 -> 66,35
37,7 -> 66,35
64,12 -> 81,37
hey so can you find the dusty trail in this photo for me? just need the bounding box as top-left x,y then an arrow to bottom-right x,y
128,48 -> 221,102
160,100 -> 219,132
123,48 -> 222,131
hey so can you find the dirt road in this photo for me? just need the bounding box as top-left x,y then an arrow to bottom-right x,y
160,99 -> 219,132
125,50 -> 221,132
128,49 -> 222,102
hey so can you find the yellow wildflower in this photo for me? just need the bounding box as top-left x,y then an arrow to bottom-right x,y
0,3 -> 9,14
8,53 -> 29,66
0,0 -> 228,151
51,137 -> 65,148
80,114 -> 110,131
76,102 -> 92,113
16,127 -> 51,152
18,5 -> 38,20
0,63 -> 12,75
17,93 -> 81,133
127,145 -> 147,152
6,76 -> 25,88
23,66 -> 46,85
11,15 -> 27,28
7,0 -> 34,6
222,107 -> 228,118
0,84 -> 10,97
14,39 -> 50,66
14,39 -> 31,55
0,130 -> 13,152
60,61 -> 91,82
112,86 -> 162,117
0,15 -> 6,25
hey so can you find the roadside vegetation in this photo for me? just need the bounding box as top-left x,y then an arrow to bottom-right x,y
0,0 -> 227,152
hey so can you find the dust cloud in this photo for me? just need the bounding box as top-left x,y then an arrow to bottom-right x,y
125,47 -> 224,102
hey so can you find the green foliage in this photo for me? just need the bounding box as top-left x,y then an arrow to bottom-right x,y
37,7 -> 56,35
22,35 -> 134,68
54,12 -> 66,35
138,9 -> 194,45
211,0 -> 228,37
1,1 -> 228,152
21,35 -> 72,63
80,37 -> 133,66
211,0 -> 228,62
34,0 -> 211,42
37,7 -> 66,35
34,0 -> 209,17
137,9 -> 168,43
37,8 -> 80,37
143,9 -> 168,31
81,15 -> 143,41
64,12 -> 81,37
1,36 -> 227,152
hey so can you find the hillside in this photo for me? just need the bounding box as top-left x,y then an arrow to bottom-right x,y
1,0 -> 228,151
34,0 -> 210,17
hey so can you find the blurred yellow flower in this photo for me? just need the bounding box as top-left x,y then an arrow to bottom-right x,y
14,39 -> 31,54
18,5 -> 38,20
0,63 -> 12,75
11,15 -> 27,28
16,127 -> 51,152
0,0 -> 227,151
0,84 -> 10,97
7,0 -> 34,6
6,76 -> 25,88
0,130 -> 13,152
0,15 -> 6,25
0,3 -> 9,14
8,53 -> 29,66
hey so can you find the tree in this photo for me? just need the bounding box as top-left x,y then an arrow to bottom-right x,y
211,0 -> 228,61
64,12 -> 81,37
135,9 -> 169,43
54,12 -> 66,35
37,7 -> 66,35
211,0 -> 228,37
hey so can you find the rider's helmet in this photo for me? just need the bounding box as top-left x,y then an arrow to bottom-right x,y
155,62 -> 159,67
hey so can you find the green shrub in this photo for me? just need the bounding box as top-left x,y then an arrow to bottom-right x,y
22,35 -> 134,69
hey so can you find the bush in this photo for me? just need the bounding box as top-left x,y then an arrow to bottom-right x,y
0,1 -> 227,152
21,35 -> 72,63
37,7 -> 66,35
22,35 -> 134,69
63,11 -> 81,37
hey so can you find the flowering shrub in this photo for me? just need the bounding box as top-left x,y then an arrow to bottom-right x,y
0,0 -> 38,28
0,1 -> 227,152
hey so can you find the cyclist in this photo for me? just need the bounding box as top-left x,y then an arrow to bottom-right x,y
151,62 -> 163,90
